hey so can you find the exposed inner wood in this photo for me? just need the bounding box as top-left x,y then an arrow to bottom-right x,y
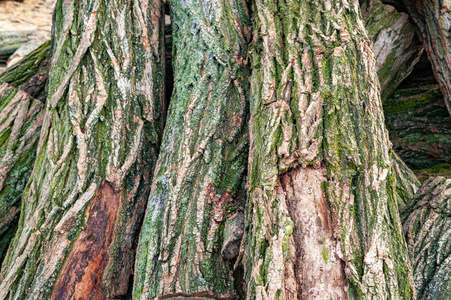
51,182 -> 120,300
278,167 -> 348,299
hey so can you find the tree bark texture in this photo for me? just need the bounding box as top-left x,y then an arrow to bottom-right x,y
383,58 -> 451,181
0,41 -> 50,267
403,177 -> 451,299
0,0 -> 166,298
361,0 -> 423,101
244,0 -> 415,299
392,152 -> 420,213
401,0 -> 451,115
133,0 -> 250,298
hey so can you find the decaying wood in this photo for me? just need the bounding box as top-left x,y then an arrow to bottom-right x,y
244,0 -> 415,298
0,0 -> 166,298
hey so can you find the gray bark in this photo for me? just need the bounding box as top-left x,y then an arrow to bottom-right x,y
403,177 -> 451,299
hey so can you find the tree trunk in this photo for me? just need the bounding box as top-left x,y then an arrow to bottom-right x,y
244,0 -> 415,298
132,0 -> 250,298
403,177 -> 451,299
392,152 -> 420,212
361,0 -> 424,101
401,0 -> 451,115
0,41 -> 50,267
0,0 -> 166,298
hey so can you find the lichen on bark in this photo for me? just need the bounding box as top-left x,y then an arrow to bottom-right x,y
132,0 -> 250,298
0,0 -> 166,298
244,0 -> 415,298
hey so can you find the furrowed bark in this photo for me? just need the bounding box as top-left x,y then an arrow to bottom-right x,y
401,0 -> 451,115
403,177 -> 451,299
133,0 -> 250,298
0,0 -> 166,298
0,42 -> 50,267
244,0 -> 415,299
361,0 -> 423,101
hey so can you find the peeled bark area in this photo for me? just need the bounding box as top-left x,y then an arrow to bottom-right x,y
278,167 -> 348,299
361,0 -> 423,101
0,0 -> 166,298
403,177 -> 451,299
244,0 -> 415,298
132,0 -> 250,298
52,182 -> 120,299
401,0 -> 451,115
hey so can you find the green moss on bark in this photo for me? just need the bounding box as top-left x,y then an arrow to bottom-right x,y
133,0 -> 250,298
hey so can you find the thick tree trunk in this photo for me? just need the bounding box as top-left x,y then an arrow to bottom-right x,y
401,0 -> 451,115
244,0 -> 415,299
403,177 -> 451,299
133,0 -> 250,298
361,0 -> 423,101
0,41 -> 50,267
0,0 -> 166,298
